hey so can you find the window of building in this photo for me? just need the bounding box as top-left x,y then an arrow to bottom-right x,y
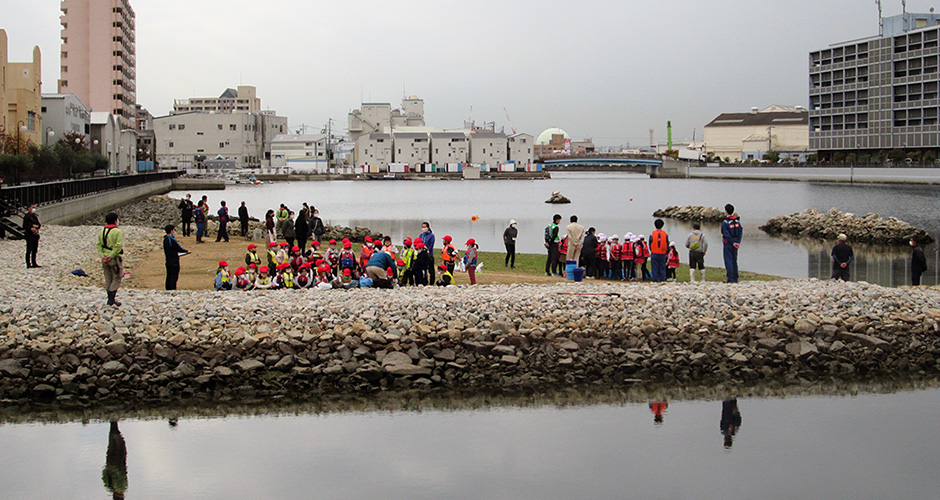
27,112 -> 36,132
169,124 -> 176,130
179,124 -> 185,130
197,149 -> 204,153
197,132 -> 204,136
220,142 -> 226,148
230,124 -> 237,131
218,124 -> 222,130
168,142 -> 174,148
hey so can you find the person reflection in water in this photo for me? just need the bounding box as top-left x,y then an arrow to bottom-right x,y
102,421 -> 128,499
720,399 -> 742,448
649,400 -> 668,425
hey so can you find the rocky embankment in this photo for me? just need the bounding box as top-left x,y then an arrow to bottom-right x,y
76,195 -> 383,243
652,206 -> 726,222
759,208 -> 934,245
1,225 -> 939,408
545,191 -> 571,204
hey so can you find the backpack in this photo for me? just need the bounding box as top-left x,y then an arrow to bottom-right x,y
689,232 -> 702,251
341,252 -> 355,269
545,224 -> 556,243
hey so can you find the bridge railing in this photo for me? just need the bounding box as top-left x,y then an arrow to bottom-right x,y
0,171 -> 182,213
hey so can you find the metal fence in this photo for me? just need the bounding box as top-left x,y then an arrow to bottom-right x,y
0,171 -> 181,211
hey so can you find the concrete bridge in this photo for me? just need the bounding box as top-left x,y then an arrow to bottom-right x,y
537,154 -> 686,178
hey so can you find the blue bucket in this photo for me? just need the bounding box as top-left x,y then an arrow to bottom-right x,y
573,268 -> 585,282
565,260 -> 576,280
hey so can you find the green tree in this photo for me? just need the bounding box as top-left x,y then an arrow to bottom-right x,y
887,148 -> 906,164
28,144 -> 60,181
923,151 -> 937,164
0,153 -> 34,185
845,153 -> 857,163
833,151 -> 846,163
763,150 -> 781,163
807,153 -> 818,163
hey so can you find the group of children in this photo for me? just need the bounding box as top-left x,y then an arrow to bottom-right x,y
584,232 -> 681,281
213,234 -> 481,290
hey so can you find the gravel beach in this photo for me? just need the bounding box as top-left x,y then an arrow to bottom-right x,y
2,223 -> 939,409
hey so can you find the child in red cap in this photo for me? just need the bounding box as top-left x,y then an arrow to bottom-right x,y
413,240 -> 430,286
464,238 -> 478,285
215,261 -> 232,291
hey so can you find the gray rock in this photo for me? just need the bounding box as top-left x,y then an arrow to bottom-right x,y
384,364 -> 432,376
786,340 -> 818,357
493,345 -> 516,356
101,360 -> 126,374
501,355 -> 520,364
381,351 -> 413,367
433,348 -> 456,362
105,340 -> 128,357
274,355 -> 295,371
213,366 -> 234,377
0,359 -> 28,378
234,359 -> 264,372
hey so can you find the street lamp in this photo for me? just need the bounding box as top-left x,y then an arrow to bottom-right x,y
45,127 -> 55,146
16,121 -> 26,155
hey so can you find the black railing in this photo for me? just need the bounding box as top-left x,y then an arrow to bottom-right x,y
0,171 -> 181,211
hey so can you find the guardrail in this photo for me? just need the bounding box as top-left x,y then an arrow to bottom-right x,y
0,171 -> 182,211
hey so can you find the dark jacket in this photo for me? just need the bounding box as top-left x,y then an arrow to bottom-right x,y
583,233 -> 598,256
414,249 -> 430,272
912,246 -> 928,274
238,205 -> 249,222
22,212 -> 40,238
309,216 -> 325,238
295,213 -> 309,240
721,215 -> 742,245
503,226 -> 518,245
194,207 -> 206,223
831,242 -> 854,266
163,234 -> 187,266
178,199 -> 194,220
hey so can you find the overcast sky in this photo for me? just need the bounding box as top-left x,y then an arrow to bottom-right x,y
1,0 -> 931,146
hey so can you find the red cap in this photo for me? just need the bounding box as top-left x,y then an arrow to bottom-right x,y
292,246 -> 300,252
248,263 -> 258,269
343,268 -> 351,276
438,264 -> 447,270
235,267 -> 246,275
259,266 -> 269,273
329,239 -> 336,244
269,242 -> 278,248
279,242 -> 288,247
316,259 -> 324,265
465,238 -> 475,246
318,265 -> 328,273
311,240 -> 321,246
443,235 -> 452,242
219,260 -> 228,267
300,262 -> 311,269
403,237 -> 412,244
343,241 -> 352,249
397,259 -> 406,266
365,236 -> 372,243
247,244 -> 257,249
415,241 -> 425,249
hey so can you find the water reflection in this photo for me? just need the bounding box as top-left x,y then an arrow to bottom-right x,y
102,421 -> 128,499
720,399 -> 742,449
801,239 -> 940,287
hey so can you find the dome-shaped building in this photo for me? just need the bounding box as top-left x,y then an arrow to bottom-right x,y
536,127 -> 570,145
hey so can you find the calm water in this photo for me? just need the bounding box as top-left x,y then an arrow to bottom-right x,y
3,387 -> 939,499
168,173 -> 940,286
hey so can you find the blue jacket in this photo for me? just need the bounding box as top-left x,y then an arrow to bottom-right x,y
419,231 -> 435,251
366,251 -> 398,279
721,215 -> 742,245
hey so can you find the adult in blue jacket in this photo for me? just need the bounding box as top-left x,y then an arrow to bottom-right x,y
419,222 -> 436,284
721,203 -> 742,283
365,250 -> 398,288
163,224 -> 189,290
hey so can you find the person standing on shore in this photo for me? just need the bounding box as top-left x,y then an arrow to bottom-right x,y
545,214 -> 562,277
238,201 -> 249,238
265,209 -> 276,243
163,224 -> 189,290
685,223 -> 708,282
193,203 -> 206,243
215,201 -> 230,243
275,204 -> 289,236
309,207 -> 325,242
294,208 -> 310,254
911,237 -> 928,286
649,219 -> 669,282
419,222 -> 436,284
22,204 -> 41,268
464,238 -> 479,285
582,227 -> 598,278
565,215 -> 585,264
178,194 -> 194,237
96,213 -> 124,306
503,220 -> 518,268
282,211 -> 296,248
721,204 -> 742,283
830,234 -> 854,281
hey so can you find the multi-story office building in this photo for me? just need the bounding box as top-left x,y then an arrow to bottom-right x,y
810,12 -> 940,158
1,30 -> 43,145
59,0 -> 137,128
704,105 -> 810,161
348,96 -> 425,142
172,86 -> 261,114
153,110 -> 288,170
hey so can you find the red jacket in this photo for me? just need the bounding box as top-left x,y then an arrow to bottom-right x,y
634,241 -> 649,263
595,242 -> 607,261
622,241 -> 634,260
609,243 -> 622,261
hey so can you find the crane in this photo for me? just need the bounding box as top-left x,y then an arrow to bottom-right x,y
503,107 -> 517,135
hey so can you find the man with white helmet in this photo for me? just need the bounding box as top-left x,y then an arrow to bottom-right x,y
623,232 -> 635,280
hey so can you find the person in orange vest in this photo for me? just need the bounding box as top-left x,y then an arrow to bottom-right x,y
649,400 -> 668,425
609,235 -> 622,280
359,236 -> 374,270
622,232 -> 635,280
441,235 -> 458,273
593,234 -> 607,279
649,219 -> 670,282
666,242 -> 681,281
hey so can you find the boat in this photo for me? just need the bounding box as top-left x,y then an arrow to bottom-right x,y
367,174 -> 402,180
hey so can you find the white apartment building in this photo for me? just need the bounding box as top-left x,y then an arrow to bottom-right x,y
507,132 -> 535,169
393,132 -> 431,167
356,133 -> 393,172
430,132 -> 469,165
41,93 -> 90,146
468,131 -> 508,168
154,111 -> 288,170
348,96 -> 425,142
90,111 -> 137,174
172,86 -> 261,114
59,0 -> 137,128
271,133 -> 328,172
